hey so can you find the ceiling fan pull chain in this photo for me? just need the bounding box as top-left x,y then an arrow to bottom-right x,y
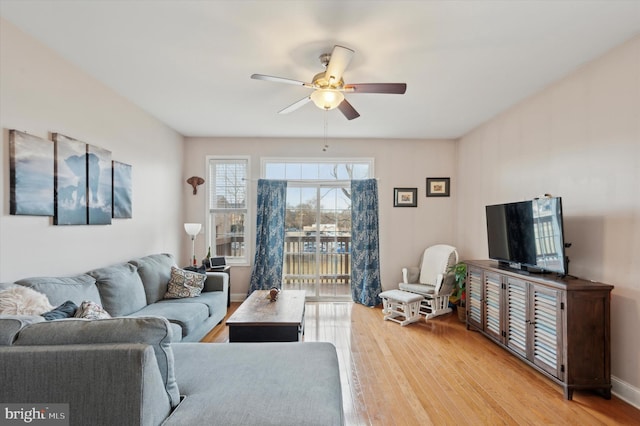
324,110 -> 329,145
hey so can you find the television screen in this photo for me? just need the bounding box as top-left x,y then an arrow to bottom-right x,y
486,197 -> 566,274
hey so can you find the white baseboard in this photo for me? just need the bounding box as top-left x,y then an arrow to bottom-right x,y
230,293 -> 247,303
612,376 -> 640,409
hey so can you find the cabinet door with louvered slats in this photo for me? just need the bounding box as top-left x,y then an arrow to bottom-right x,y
505,277 -> 528,358
530,284 -> 563,379
483,272 -> 503,342
466,266 -> 483,329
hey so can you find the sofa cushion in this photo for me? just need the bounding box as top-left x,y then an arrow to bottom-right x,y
0,286 -> 53,315
160,291 -> 225,317
166,342 -> 344,426
0,315 -> 45,346
130,302 -> 209,338
88,263 -> 147,317
14,316 -> 180,408
399,282 -> 436,295
164,267 -> 206,299
15,274 -> 100,307
0,282 -> 18,291
42,301 -> 78,320
129,253 -> 176,304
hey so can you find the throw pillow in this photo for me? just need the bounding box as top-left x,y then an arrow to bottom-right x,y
163,266 -> 205,299
0,286 -> 54,315
42,300 -> 78,321
74,301 -> 111,320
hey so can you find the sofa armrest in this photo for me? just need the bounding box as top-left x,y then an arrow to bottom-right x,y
0,315 -> 45,346
204,272 -> 228,294
13,316 -> 180,407
0,343 -> 172,426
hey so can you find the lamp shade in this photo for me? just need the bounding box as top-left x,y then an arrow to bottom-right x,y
310,89 -> 344,110
184,223 -> 202,237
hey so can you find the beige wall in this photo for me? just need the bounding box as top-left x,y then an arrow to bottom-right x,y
456,35 -> 640,405
0,19 -> 185,282
183,137 -> 457,298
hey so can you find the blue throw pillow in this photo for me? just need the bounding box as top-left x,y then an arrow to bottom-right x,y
42,301 -> 77,321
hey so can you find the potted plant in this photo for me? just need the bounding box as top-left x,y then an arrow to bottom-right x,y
448,262 -> 467,322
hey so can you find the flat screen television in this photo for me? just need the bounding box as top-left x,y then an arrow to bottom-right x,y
486,197 -> 567,275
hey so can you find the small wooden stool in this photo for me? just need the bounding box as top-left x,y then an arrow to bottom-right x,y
379,289 -> 423,326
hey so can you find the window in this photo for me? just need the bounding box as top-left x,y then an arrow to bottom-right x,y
207,157 -> 249,265
263,159 -> 372,181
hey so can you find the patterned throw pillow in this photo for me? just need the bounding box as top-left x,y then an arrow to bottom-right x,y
163,267 -> 206,299
74,301 -> 111,320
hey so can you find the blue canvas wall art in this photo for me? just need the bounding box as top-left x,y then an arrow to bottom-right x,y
112,161 -> 132,219
88,144 -> 112,225
9,130 -> 54,216
53,133 -> 87,225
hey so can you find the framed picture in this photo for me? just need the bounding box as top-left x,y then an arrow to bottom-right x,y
394,188 -> 417,207
9,130 -> 54,216
426,177 -> 450,197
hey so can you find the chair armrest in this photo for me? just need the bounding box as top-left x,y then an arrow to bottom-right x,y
402,267 -> 420,284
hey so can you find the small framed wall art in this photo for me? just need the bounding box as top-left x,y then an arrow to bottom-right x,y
426,177 -> 450,197
394,188 -> 417,207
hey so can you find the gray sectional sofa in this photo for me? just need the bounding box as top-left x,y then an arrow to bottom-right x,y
0,254 -> 344,425
3,253 -> 228,342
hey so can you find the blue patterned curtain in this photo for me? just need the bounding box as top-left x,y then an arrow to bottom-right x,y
350,179 -> 382,306
248,179 -> 287,294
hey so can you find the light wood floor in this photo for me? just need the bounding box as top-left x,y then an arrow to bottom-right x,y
202,302 -> 640,425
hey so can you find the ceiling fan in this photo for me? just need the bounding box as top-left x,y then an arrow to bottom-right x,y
251,45 -> 407,120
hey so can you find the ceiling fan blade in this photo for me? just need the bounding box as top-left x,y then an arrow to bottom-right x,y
337,99 -> 360,120
324,45 -> 354,85
344,83 -> 407,94
251,74 -> 311,87
278,96 -> 312,114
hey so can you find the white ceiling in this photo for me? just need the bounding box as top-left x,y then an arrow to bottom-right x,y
1,1 -> 639,139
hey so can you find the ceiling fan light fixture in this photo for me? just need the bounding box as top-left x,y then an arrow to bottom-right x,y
310,89 -> 344,110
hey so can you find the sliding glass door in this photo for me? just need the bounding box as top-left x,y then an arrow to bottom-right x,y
283,184 -> 351,300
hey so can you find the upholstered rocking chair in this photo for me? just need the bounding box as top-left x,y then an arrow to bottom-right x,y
399,244 -> 459,320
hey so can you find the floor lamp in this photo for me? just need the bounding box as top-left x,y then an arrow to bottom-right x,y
184,223 -> 202,266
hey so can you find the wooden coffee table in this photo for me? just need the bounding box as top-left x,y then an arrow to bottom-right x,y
226,290 -> 306,342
